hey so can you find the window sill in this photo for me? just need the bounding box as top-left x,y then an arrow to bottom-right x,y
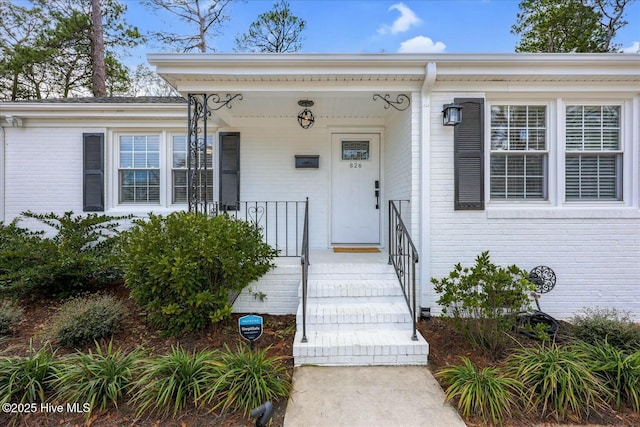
107,206 -> 187,217
486,206 -> 640,219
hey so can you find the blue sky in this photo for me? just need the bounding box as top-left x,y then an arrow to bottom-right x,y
124,0 -> 640,61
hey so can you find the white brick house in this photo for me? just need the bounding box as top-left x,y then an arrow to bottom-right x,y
1,53 -> 639,346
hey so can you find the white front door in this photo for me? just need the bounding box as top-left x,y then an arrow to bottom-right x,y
331,133 -> 380,245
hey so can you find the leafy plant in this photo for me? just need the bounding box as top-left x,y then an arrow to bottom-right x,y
49,294 -> 126,348
436,357 -> 522,426
507,342 -> 611,422
121,212 -> 278,335
576,340 -> 640,412
0,341 -> 58,404
130,346 -> 220,417
570,307 -> 640,353
204,344 -> 292,415
0,300 -> 24,335
432,251 -> 533,357
53,341 -> 141,418
0,212 -> 127,298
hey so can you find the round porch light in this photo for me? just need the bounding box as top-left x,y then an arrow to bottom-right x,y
297,100 -> 315,129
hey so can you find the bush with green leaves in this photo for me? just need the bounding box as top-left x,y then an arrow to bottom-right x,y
0,212 -> 127,298
0,300 -> 24,335
204,344 -> 292,415
53,341 -> 141,418
0,341 -> 58,405
50,294 -> 126,348
576,340 -> 640,412
570,307 -> 640,353
436,357 -> 522,426
432,251 -> 534,357
130,346 -> 220,417
506,342 -> 611,422
121,212 -> 278,335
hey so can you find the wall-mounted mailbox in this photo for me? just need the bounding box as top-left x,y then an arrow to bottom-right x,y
295,155 -> 320,169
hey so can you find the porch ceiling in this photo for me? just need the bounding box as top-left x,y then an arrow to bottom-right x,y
194,91 -> 409,123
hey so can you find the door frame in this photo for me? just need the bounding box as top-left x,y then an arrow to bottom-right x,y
329,131 -> 383,246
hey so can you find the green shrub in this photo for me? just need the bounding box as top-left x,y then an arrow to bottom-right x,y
53,341 -> 141,418
50,294 -> 126,348
0,300 -> 24,335
570,307 -> 640,353
205,344 -> 292,415
130,346 -> 220,417
576,340 -> 640,412
0,341 -> 58,404
432,251 -> 534,358
121,212 -> 278,335
507,342 -> 611,422
0,212 -> 127,298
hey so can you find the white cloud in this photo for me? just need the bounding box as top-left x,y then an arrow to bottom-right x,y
398,36 -> 446,53
621,41 -> 640,53
378,3 -> 421,35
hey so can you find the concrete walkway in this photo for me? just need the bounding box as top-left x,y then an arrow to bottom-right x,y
283,366 -> 466,427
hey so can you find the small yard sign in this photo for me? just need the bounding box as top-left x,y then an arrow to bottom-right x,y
238,314 -> 263,349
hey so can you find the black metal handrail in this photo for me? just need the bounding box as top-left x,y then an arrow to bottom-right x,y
300,198 -> 309,343
388,200 -> 419,341
210,201 -> 306,257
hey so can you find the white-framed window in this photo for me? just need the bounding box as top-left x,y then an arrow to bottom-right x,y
489,105 -> 548,200
171,135 -> 213,204
565,105 -> 622,201
118,135 -> 160,204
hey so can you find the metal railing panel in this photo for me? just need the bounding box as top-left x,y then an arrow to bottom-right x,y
388,200 -> 419,341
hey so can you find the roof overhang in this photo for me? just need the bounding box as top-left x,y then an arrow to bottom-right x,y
146,53 -> 640,126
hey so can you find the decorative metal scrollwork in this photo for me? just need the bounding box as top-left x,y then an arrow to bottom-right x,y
187,93 -> 243,214
247,205 -> 265,227
206,93 -> 243,111
373,93 -> 410,111
528,266 -> 556,294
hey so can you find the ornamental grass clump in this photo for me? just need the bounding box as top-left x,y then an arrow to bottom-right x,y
575,339 -> 640,412
506,342 -> 611,422
130,346 -> 220,417
53,341 -> 141,418
49,294 -> 126,348
204,344 -> 292,415
436,357 -> 522,426
121,212 -> 278,335
0,341 -> 58,405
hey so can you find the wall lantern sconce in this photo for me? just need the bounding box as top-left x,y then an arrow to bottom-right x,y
442,103 -> 463,126
297,100 -> 315,129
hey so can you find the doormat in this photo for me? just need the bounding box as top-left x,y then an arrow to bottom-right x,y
333,247 -> 381,253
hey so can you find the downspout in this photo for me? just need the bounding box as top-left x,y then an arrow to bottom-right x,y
419,62 -> 437,317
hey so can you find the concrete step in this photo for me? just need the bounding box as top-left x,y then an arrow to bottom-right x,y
309,262 -> 396,275
302,278 -> 404,299
297,301 -> 412,330
292,329 -> 428,366
293,260 -> 429,366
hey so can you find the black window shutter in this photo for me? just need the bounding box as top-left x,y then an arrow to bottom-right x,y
454,98 -> 485,210
83,133 -> 104,212
219,132 -> 240,207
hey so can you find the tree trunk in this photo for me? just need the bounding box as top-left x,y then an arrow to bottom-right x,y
90,0 -> 106,97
